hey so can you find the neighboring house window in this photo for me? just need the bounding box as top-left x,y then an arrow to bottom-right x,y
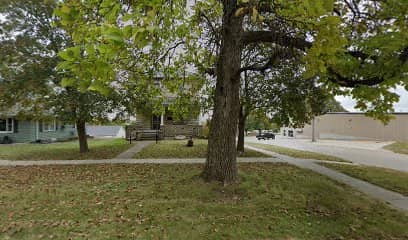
0,118 -> 13,133
43,120 -> 56,132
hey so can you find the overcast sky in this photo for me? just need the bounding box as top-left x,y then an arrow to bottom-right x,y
336,86 -> 408,112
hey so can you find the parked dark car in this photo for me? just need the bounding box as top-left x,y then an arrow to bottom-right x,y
256,132 -> 275,140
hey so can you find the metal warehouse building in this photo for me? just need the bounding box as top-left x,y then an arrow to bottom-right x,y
284,113 -> 408,141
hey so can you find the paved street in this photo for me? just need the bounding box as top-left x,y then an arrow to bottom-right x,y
246,136 -> 408,172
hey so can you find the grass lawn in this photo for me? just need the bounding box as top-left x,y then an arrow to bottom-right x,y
247,142 -> 350,162
133,139 -> 269,159
0,139 -> 133,160
384,142 -> 408,155
321,163 -> 408,196
0,164 -> 407,239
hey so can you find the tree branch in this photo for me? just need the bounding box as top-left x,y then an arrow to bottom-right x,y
242,31 -> 312,50
158,41 -> 185,61
328,68 -> 385,87
400,47 -> 408,63
199,11 -> 219,42
240,48 -> 294,73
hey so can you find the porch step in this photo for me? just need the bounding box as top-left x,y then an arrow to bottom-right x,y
139,134 -> 160,140
136,130 -> 163,140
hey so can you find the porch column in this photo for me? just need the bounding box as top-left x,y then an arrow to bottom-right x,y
36,120 -> 39,140
160,114 -> 164,126
312,117 -> 316,142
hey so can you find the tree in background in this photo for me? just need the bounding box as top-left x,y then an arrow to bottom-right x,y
53,88 -> 123,152
245,112 -> 275,132
0,0 -> 124,152
324,98 -> 347,113
237,59 -> 348,152
0,0 -> 62,116
237,60 -> 338,152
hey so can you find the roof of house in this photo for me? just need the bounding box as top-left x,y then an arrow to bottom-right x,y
0,104 -> 55,119
0,104 -> 23,117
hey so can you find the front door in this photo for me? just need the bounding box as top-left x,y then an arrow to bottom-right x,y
152,115 -> 161,130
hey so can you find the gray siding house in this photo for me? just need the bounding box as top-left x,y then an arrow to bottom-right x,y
0,117 -> 76,143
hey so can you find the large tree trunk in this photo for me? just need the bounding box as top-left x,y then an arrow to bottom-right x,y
76,120 -> 89,153
202,2 -> 243,184
237,105 -> 246,153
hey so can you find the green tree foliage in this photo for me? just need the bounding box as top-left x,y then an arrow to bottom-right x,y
0,0 -> 61,117
324,98 -> 347,113
241,61 -> 335,128
189,0 -> 407,120
237,59 -> 346,151
245,112 -> 275,132
299,0 -> 407,120
0,0 -> 124,152
54,0 -> 202,120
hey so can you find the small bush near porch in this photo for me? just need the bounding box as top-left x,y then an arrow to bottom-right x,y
133,139 -> 269,159
0,139 -> 133,160
0,164 -> 406,239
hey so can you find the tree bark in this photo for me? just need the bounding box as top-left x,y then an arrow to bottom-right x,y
76,120 -> 89,153
202,1 -> 243,184
237,105 -> 246,153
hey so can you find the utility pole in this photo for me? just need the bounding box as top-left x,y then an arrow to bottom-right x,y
312,117 -> 316,142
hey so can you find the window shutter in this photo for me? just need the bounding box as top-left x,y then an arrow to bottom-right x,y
39,121 -> 43,132
13,119 -> 18,133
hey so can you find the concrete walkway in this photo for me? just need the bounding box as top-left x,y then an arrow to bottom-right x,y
246,137 -> 408,172
245,145 -> 408,213
115,141 -> 154,159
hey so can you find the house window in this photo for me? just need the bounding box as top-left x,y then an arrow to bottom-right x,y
43,120 -> 56,132
0,118 -> 13,133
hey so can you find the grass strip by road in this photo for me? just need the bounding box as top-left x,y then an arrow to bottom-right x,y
0,163 -> 407,239
321,163 -> 408,196
0,139 -> 133,160
134,139 -> 269,159
383,142 -> 408,155
247,142 -> 350,162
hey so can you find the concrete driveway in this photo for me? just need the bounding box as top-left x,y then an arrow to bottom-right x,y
246,136 -> 408,172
